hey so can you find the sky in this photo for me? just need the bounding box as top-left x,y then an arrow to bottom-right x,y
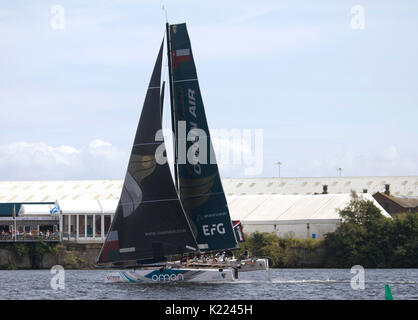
0,0 -> 417,180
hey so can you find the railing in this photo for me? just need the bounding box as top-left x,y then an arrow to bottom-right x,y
0,232 -> 61,242
0,232 -> 106,242
60,232 -> 104,241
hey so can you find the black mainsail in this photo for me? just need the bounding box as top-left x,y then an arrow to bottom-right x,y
167,23 -> 238,252
97,40 -> 198,265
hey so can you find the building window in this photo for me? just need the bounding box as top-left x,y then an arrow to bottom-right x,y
79,215 -> 85,237
95,215 -> 101,238
87,215 -> 93,237
104,216 -> 111,235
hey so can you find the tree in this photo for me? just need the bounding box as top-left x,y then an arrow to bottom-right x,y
323,191 -> 418,268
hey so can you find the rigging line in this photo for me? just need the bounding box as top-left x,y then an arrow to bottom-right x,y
173,78 -> 198,83
132,142 -> 162,146
118,198 -> 179,205
180,191 -> 226,199
161,43 -> 168,131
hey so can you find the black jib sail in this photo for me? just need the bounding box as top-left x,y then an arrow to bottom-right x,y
97,40 -> 198,266
167,23 -> 238,252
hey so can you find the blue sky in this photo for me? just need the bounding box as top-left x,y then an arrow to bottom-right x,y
0,0 -> 417,180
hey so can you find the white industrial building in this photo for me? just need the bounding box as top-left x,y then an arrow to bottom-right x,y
228,193 -> 390,238
0,176 -> 410,240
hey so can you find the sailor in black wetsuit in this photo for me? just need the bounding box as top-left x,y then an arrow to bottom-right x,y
240,247 -> 249,260
224,249 -> 234,259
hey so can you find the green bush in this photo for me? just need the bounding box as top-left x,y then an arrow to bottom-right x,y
12,243 -> 29,260
29,241 -> 58,268
322,192 -> 418,268
62,253 -> 85,269
239,232 -> 323,268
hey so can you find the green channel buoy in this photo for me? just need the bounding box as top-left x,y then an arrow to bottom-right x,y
385,284 -> 394,300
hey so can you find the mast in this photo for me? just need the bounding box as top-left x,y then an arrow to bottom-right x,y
160,80 -> 165,117
165,22 -> 179,191
96,40 -> 198,266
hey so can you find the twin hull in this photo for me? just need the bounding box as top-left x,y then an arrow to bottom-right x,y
106,268 -> 236,283
105,258 -> 269,283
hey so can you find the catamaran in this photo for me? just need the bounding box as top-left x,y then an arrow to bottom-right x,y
96,22 -> 269,283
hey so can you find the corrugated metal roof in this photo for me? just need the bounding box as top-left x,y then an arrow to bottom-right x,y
233,193 -> 390,222
226,195 -> 269,220
0,177 -> 416,202
223,176 -> 418,196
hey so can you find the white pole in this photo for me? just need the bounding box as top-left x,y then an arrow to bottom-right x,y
92,214 -> 96,239
84,214 -> 87,239
59,211 -> 63,241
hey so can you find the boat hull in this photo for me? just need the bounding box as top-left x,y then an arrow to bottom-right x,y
105,267 -> 236,283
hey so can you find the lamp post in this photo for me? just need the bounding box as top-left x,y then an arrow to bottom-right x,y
276,162 -> 282,178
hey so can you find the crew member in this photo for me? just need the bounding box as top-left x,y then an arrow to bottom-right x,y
241,247 -> 249,260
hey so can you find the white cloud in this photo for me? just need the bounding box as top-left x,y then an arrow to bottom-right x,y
57,145 -> 80,155
89,139 -> 112,149
0,140 -> 127,180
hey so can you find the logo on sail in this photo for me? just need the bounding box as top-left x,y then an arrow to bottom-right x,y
179,173 -> 217,212
121,154 -> 156,218
202,223 -> 226,236
172,49 -> 191,69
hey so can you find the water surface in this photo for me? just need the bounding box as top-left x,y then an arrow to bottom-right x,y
0,269 -> 416,300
